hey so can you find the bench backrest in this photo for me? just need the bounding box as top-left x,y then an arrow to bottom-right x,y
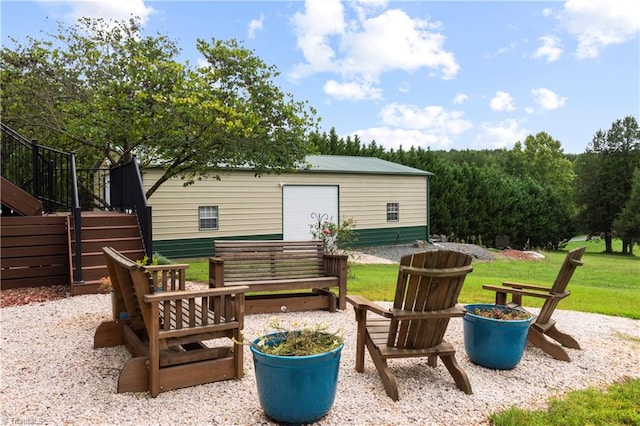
214,240 -> 326,282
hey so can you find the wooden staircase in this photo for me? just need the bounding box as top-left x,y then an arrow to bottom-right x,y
70,211 -> 145,295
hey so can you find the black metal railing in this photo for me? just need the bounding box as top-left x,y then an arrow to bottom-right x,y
1,123 -> 75,213
109,156 -> 152,260
1,122 -> 153,275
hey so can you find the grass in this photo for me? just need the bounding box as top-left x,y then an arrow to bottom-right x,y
489,378 -> 640,426
176,238 -> 639,425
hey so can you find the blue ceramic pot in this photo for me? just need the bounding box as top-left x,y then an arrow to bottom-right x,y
250,332 -> 343,424
463,304 -> 533,370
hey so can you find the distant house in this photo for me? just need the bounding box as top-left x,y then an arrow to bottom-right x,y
144,155 -> 433,258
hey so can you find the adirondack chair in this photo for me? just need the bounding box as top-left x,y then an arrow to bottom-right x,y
347,250 -> 474,401
94,247 -> 249,397
482,246 -> 586,362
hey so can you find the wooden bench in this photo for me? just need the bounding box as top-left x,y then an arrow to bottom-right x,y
94,247 -> 249,397
209,240 -> 348,314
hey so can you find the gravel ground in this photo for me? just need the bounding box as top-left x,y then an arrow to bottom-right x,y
359,242 -> 498,262
1,293 -> 639,425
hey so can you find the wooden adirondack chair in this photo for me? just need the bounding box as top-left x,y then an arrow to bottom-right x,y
482,246 -> 586,362
94,247 -> 249,397
347,250 -> 474,401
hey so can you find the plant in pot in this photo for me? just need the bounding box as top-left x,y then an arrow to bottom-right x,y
248,318 -> 344,424
463,304 -> 533,370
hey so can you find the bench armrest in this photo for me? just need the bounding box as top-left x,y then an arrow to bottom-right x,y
324,254 -> 348,309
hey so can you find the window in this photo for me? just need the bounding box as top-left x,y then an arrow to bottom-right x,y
386,203 -> 399,222
199,206 -> 219,230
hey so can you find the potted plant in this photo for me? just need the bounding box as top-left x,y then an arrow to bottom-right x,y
462,304 -> 533,370
249,318 -> 344,424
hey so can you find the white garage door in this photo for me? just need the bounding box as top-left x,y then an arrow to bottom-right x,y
283,185 -> 339,240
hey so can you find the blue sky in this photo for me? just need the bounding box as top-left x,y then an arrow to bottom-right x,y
2,0 -> 639,154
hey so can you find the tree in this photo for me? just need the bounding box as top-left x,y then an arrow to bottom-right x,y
1,17 -> 318,198
614,167 -> 640,254
575,116 -> 640,252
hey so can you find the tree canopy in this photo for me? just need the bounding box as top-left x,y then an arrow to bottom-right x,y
1,17 -> 318,198
574,116 -> 640,252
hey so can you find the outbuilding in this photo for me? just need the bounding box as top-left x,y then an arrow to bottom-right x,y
146,155 -> 433,258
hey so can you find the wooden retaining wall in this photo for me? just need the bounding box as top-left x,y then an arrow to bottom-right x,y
1,215 -> 70,289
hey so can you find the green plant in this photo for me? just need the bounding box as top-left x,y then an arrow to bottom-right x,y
249,318 -> 343,356
469,306 -> 531,320
99,275 -> 112,292
310,216 -> 357,255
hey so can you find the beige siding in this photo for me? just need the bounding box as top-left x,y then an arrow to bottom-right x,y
144,169 -> 427,241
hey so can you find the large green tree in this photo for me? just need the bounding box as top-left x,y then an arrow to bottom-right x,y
574,116 -> 640,253
1,17 -> 318,198
614,167 -> 640,254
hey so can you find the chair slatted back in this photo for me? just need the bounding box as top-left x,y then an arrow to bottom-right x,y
389,250 -> 473,349
103,247 -> 146,332
537,246 -> 586,324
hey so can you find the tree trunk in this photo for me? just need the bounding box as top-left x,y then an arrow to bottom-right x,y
604,231 -> 613,253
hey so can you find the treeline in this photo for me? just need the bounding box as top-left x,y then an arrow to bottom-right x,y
310,117 -> 640,252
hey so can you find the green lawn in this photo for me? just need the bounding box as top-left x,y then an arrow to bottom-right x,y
347,240 -> 640,319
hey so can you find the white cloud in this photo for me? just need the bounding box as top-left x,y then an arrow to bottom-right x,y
340,9 -> 459,79
453,93 -> 468,105
248,13 -> 264,40
531,35 -> 562,62
291,0 -> 459,99
291,0 -> 345,78
531,88 -> 567,110
323,80 -> 382,100
347,127 -> 450,151
560,0 -> 640,59
490,91 -> 516,111
473,119 -> 529,150
53,0 -> 155,25
346,102 -> 472,150
380,103 -> 471,133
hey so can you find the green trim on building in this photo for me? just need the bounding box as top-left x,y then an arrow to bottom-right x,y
154,227 -> 427,259
351,226 -> 428,248
154,234 -> 282,259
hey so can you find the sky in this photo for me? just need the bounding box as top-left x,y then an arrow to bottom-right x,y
1,0 -> 639,154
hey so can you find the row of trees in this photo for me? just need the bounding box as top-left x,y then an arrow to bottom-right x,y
312,120 -> 639,253
2,17 -> 639,253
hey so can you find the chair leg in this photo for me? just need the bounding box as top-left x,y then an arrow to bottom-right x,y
365,337 -> 399,401
545,325 -> 581,349
353,308 -> 367,373
528,328 -> 571,362
440,354 -> 473,395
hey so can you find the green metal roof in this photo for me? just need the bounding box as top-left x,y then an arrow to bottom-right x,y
303,155 -> 433,176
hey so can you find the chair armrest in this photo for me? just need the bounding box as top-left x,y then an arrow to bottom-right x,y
346,295 -> 393,318
388,305 -> 466,320
483,284 -> 555,300
144,285 -> 249,303
144,264 -> 190,271
501,281 -> 553,292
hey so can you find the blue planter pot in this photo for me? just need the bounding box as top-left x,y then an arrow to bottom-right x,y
463,304 -> 533,370
250,332 -> 343,424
